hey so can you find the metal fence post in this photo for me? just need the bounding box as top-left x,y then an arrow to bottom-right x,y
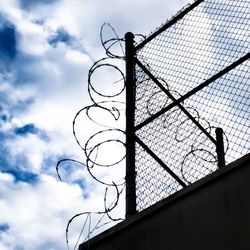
216,127 -> 226,169
125,32 -> 137,217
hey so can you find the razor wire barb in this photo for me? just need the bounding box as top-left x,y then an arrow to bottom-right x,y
56,23 -> 129,250
132,0 -> 249,211
56,22 -> 146,249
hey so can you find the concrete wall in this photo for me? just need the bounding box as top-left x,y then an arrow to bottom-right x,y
79,154 -> 250,250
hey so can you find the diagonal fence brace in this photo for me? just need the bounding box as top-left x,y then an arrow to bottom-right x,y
135,135 -> 187,188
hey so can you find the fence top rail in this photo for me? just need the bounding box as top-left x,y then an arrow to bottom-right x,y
135,0 -> 204,51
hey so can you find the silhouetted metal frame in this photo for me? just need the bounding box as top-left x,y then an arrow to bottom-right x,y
134,53 -> 249,170
125,0 -> 250,214
125,32 -> 137,217
132,0 -> 250,176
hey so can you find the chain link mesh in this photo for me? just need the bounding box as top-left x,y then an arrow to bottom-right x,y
134,0 -> 249,211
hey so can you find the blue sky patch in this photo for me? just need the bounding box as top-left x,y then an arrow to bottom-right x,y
13,123 -> 50,141
20,0 -> 57,9
0,21 -> 17,59
48,27 -> 74,47
0,147 -> 9,168
0,132 -> 12,168
14,123 -> 39,136
74,179 -> 85,189
0,132 -> 32,175
0,109 -> 9,125
0,114 -> 7,122
0,224 -> 9,232
3,169 -> 39,184
73,179 -> 89,199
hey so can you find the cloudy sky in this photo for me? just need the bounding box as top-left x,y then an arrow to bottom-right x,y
0,0 -> 192,249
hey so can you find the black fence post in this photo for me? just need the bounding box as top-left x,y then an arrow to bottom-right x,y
125,32 -> 137,218
216,127 -> 226,169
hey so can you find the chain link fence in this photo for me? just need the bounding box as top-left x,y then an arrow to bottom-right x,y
133,0 -> 249,211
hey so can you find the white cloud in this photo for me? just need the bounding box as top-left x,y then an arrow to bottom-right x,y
0,0 -> 194,249
17,18 -> 50,56
0,173 -> 103,250
65,49 -> 91,65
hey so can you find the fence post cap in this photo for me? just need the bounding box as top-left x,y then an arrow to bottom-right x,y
125,32 -> 134,39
